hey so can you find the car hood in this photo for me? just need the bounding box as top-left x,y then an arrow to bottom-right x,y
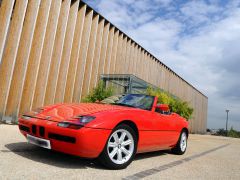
33,103 -> 133,122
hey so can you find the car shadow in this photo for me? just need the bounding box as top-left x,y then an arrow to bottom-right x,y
4,142 -> 104,170
134,150 -> 170,161
4,142 -> 171,169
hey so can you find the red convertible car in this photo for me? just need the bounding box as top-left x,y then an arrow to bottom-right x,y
18,94 -> 188,169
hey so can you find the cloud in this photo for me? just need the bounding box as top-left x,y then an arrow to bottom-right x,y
84,0 -> 240,130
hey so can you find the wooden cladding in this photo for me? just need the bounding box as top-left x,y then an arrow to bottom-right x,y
0,0 -> 207,133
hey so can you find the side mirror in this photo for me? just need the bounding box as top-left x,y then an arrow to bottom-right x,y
155,104 -> 171,115
155,104 -> 169,111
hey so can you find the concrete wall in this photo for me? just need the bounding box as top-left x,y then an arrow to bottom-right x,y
0,0 -> 208,133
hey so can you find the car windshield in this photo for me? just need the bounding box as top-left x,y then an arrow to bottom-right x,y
101,94 -> 125,104
113,94 -> 154,111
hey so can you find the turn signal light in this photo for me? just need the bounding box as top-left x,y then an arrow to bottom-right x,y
57,122 -> 83,130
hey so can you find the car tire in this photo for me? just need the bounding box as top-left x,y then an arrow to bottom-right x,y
172,130 -> 188,155
98,124 -> 137,169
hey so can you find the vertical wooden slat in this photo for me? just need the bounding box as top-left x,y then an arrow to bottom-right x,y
160,66 -> 166,89
145,54 -> 150,82
164,68 -> 168,92
64,4 -> 87,103
175,76 -> 179,97
0,0 -> 28,120
135,46 -> 141,76
150,57 -> 154,85
32,0 -> 62,109
72,10 -> 93,102
104,26 -> 115,74
151,59 -> 155,85
132,44 -> 139,76
124,39 -> 131,74
158,64 -> 162,88
172,74 -> 176,95
89,19 -> 105,92
115,33 -> 123,74
5,0 -> 41,120
19,0 -> 52,114
127,42 -> 134,74
136,47 -> 142,77
139,49 -> 145,80
175,75 -> 179,96
0,0 -> 15,61
169,71 -> 173,93
120,37 -> 128,74
156,62 -> 163,88
128,43 -> 134,74
135,47 -> 142,76
95,22 -> 110,87
145,54 -> 149,82
44,0 -> 71,105
156,62 -> 160,87
141,51 -> 147,82
166,68 -> 170,92
55,0 -> 80,103
109,30 -> 119,74
154,60 -> 159,86
147,56 -> 151,84
81,14 -> 99,99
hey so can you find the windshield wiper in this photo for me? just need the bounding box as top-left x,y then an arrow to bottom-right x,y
112,103 -> 136,108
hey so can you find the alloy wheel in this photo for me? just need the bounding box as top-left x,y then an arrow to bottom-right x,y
180,132 -> 187,152
107,129 -> 134,165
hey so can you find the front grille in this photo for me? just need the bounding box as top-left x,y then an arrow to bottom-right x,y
39,126 -> 45,137
19,125 -> 30,133
32,125 -> 37,134
48,133 -> 76,143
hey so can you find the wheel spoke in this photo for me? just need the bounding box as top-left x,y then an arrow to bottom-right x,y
122,139 -> 132,146
113,133 -> 119,143
109,147 -> 118,158
117,149 -> 123,161
119,132 -> 126,143
121,147 -> 130,155
108,142 -> 117,147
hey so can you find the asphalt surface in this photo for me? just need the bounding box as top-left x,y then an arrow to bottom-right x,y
0,124 -> 240,180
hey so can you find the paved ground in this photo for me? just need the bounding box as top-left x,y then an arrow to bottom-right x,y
0,124 -> 240,180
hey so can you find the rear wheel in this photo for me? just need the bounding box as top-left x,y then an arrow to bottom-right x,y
98,124 -> 137,169
172,130 -> 188,155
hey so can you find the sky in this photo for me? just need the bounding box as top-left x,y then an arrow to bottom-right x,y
83,0 -> 240,131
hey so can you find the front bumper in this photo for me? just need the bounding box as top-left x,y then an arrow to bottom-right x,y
18,118 -> 112,158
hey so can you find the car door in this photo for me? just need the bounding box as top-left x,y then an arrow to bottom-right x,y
152,111 -> 179,149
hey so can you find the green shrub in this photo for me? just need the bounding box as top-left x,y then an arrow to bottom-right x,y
82,81 -> 113,103
216,127 -> 240,138
83,84 -> 193,120
216,128 -> 227,136
146,87 -> 193,120
228,127 -> 240,138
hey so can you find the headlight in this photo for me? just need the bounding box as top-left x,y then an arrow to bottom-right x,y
78,116 -> 96,124
57,116 -> 96,129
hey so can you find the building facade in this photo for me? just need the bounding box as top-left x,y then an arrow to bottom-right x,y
0,0 -> 208,133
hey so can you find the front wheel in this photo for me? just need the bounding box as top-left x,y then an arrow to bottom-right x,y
172,130 -> 188,155
98,124 -> 137,169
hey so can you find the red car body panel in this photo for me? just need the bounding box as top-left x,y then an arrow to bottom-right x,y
18,96 -> 188,158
